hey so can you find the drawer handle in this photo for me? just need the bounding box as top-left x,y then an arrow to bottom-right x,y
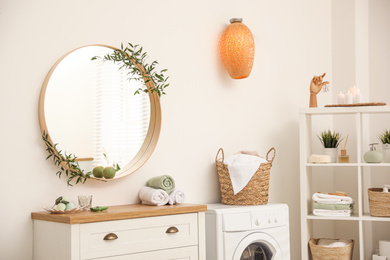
103,233 -> 118,241
166,226 -> 179,234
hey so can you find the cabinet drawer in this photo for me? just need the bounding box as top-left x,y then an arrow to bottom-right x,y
92,246 -> 198,260
80,213 -> 198,259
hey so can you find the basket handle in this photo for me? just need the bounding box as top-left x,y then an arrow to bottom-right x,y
216,148 -> 225,163
266,147 -> 276,163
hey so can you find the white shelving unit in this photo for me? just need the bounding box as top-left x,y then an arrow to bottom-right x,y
299,106 -> 390,260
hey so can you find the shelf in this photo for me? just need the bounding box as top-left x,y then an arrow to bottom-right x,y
306,163 -> 359,167
307,213 -> 390,222
306,163 -> 390,167
300,105 -> 390,115
362,213 -> 390,222
300,106 -> 390,260
361,163 -> 390,167
307,213 -> 359,221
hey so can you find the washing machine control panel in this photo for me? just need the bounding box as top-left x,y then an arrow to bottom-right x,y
251,208 -> 288,229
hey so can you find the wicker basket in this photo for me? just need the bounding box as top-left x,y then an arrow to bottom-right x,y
368,188 -> 390,216
215,147 -> 275,205
309,238 -> 354,260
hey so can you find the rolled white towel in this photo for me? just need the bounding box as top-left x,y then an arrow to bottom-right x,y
168,189 -> 185,205
139,186 -> 169,206
312,192 -> 353,204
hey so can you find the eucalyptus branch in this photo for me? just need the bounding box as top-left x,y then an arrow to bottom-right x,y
42,131 -> 105,186
91,42 -> 169,97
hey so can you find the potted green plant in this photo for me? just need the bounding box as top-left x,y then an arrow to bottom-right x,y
379,129 -> 390,163
317,130 -> 343,163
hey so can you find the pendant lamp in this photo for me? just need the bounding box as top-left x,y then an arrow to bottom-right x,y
219,18 -> 255,79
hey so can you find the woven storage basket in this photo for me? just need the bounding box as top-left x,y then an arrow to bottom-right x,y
215,147 -> 275,205
368,188 -> 390,216
309,238 -> 354,260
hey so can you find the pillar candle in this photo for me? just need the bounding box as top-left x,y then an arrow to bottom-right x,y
345,91 -> 353,104
353,89 -> 362,104
349,85 -> 359,96
338,92 -> 345,104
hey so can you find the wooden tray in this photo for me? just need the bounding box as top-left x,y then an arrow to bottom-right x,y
325,102 -> 386,107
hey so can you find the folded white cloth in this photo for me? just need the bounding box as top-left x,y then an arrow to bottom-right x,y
317,238 -> 352,247
313,209 -> 352,217
168,189 -> 185,205
309,154 -> 331,163
223,153 -> 267,195
312,192 -> 353,205
139,186 -> 169,206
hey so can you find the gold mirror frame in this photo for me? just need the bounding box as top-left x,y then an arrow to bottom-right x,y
38,44 -> 161,182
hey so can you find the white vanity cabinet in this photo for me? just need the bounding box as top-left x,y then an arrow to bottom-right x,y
32,204 -> 207,260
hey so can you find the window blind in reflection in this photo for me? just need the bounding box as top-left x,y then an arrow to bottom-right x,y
93,51 -> 150,169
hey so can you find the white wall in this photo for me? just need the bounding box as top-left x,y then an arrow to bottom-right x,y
0,0 -> 333,259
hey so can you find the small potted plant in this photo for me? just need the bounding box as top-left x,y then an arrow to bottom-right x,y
379,129 -> 390,163
317,130 -> 343,163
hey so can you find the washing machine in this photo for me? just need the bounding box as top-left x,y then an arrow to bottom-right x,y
205,203 -> 290,260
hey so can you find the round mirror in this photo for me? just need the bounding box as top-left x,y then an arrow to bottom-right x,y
39,44 -> 161,181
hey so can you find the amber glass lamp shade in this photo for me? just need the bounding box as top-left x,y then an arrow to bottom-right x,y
219,18 -> 255,79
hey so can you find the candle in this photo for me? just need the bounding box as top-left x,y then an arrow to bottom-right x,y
354,89 -> 362,104
338,92 -> 345,104
345,91 -> 353,104
349,85 -> 359,96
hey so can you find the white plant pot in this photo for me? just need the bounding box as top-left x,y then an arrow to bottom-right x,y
322,148 -> 338,163
383,143 -> 390,163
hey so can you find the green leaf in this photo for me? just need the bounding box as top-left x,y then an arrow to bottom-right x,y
317,130 -> 343,148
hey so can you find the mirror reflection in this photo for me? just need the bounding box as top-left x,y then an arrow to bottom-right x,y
44,46 -> 151,174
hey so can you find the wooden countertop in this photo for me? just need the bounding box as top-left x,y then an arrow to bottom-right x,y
31,203 -> 207,224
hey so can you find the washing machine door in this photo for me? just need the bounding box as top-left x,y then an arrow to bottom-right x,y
233,233 -> 283,260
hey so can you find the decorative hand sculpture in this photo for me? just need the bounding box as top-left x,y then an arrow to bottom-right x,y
309,73 -> 329,108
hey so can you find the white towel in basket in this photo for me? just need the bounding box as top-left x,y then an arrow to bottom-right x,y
317,238 -> 352,247
223,153 -> 267,195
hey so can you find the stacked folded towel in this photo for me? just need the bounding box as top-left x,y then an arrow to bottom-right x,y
312,192 -> 354,217
139,175 -> 185,206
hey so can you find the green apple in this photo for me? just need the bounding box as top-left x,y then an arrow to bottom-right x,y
56,203 -> 66,211
66,202 -> 75,210
92,166 -> 104,178
103,166 -> 116,179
